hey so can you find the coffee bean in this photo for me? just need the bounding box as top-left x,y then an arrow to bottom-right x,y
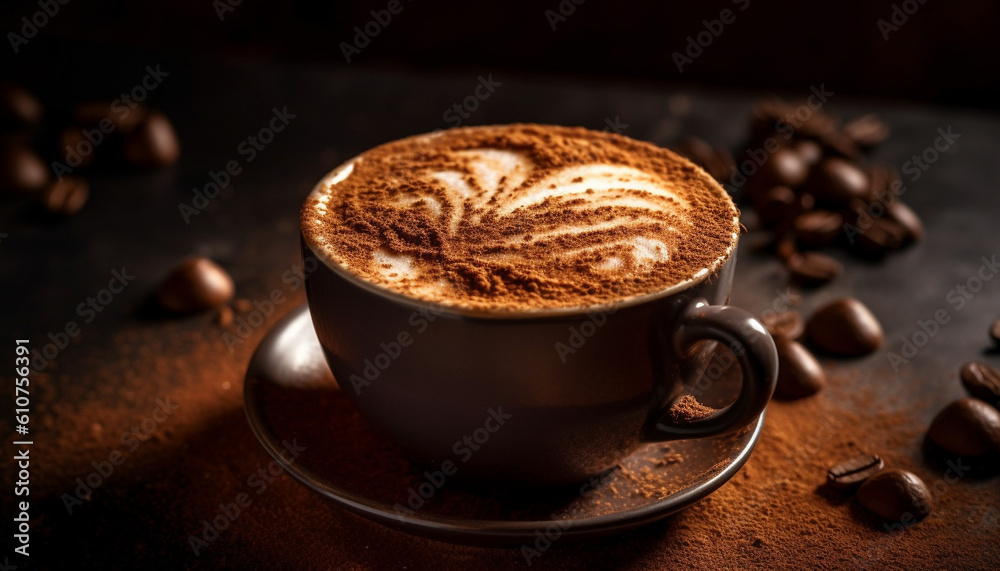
672,137 -> 733,183
156,257 -> 234,314
885,201 -> 923,243
792,139 -> 823,166
793,210 -> 844,247
0,144 -> 49,193
123,111 -> 180,167
855,218 -> 909,253
827,454 -> 884,490
787,252 -> 842,287
746,148 -> 808,197
760,310 -> 804,340
773,337 -> 825,399
817,131 -> 861,160
74,101 -> 147,134
807,158 -> 869,205
753,186 -> 798,228
990,319 -> 1000,347
856,469 -> 932,523
960,362 -> 1000,406
58,127 -> 96,168
775,237 -> 797,262
866,164 -> 900,199
40,177 -> 89,215
843,114 -> 890,148
927,398 -> 1000,457
806,297 -> 883,356
0,83 -> 43,128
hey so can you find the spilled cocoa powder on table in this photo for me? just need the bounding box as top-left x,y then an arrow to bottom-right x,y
4,277 -> 998,569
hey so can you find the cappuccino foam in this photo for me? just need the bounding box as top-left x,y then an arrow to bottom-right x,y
302,124 -> 740,311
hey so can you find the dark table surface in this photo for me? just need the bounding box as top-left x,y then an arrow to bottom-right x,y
2,50 -> 999,569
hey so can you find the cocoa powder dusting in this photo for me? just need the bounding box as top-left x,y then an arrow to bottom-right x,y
302,124 -> 740,311
5,274 -> 998,568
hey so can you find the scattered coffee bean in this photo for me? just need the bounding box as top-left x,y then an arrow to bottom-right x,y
827,454 -> 884,490
747,148 -> 808,197
960,362 -> 1000,406
885,201 -> 923,243
156,257 -> 234,314
866,164 -> 899,198
775,237 -> 797,261
807,157 -> 869,205
0,83 -> 43,128
842,114 -> 890,148
40,177 -> 89,215
760,310 -> 804,340
123,111 -> 180,167
806,297 -> 883,356
58,127 -> 96,168
856,469 -> 932,524
792,139 -> 823,166
990,318 -> 1000,347
787,251 -> 843,287
793,210 -> 844,247
74,101 -> 147,134
0,144 -> 50,193
927,398 -> 1000,457
753,186 -> 798,228
817,130 -> 861,160
855,218 -> 909,253
773,337 -> 825,399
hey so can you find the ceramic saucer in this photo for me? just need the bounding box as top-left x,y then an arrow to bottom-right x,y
243,304 -> 765,547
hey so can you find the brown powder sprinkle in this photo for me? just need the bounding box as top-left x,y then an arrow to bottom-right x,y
670,395 -> 718,423
302,124 -> 740,311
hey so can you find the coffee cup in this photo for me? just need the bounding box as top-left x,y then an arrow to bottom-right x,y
300,125 -> 778,487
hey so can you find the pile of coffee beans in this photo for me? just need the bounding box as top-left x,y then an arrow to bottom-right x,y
742,99 -> 922,282
0,82 -> 180,216
763,297 -> 882,400
675,99 -> 924,288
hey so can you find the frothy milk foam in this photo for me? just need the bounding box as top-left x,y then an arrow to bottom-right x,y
303,125 -> 739,311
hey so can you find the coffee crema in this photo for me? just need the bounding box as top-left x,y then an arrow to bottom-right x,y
302,124 -> 740,311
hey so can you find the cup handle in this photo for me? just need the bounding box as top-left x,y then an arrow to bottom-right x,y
643,298 -> 778,441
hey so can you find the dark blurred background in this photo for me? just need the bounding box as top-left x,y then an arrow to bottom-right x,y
2,0 -> 999,109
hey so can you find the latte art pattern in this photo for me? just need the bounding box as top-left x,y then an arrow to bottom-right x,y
303,125 -> 740,311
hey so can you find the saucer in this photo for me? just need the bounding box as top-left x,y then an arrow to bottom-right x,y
243,305 -> 765,547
